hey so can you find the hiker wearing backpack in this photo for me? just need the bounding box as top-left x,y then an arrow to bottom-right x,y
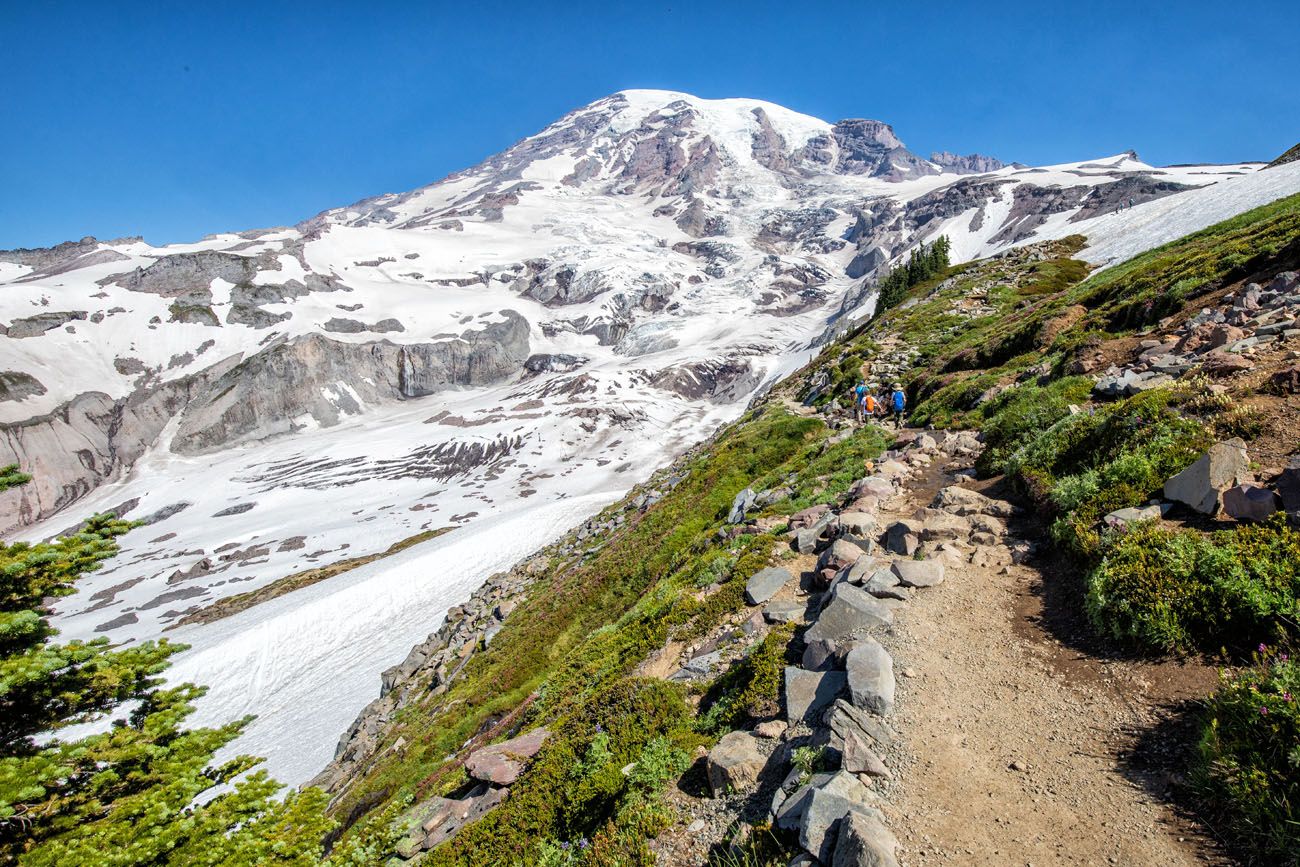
862,390 -> 877,422
853,380 -> 869,422
889,383 -> 907,429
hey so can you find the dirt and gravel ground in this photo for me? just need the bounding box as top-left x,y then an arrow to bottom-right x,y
881,460 -> 1233,867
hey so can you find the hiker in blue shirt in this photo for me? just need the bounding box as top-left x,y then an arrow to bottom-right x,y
853,380 -> 869,422
889,383 -> 906,429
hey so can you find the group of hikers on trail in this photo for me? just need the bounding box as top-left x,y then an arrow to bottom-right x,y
853,379 -> 906,428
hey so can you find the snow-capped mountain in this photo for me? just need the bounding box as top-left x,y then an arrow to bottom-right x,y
2,89 -> 1295,784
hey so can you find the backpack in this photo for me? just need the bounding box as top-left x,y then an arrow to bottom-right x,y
892,390 -> 906,411
864,394 -> 876,412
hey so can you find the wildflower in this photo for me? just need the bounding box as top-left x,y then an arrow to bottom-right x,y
594,723 -> 603,734
1284,693 -> 1293,702
1258,643 -> 1268,653
1259,706 -> 1269,716
1281,653 -> 1289,662
579,838 -> 590,850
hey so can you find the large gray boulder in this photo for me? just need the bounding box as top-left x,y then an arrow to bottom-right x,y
832,810 -> 901,867
1163,438 -> 1251,515
784,666 -> 848,723
706,730 -> 767,796
882,521 -> 919,556
890,559 -> 945,588
823,699 -> 895,749
746,567 -> 792,605
728,486 -> 757,523
805,584 -> 893,647
776,771 -> 883,863
837,511 -> 879,537
845,639 -> 895,717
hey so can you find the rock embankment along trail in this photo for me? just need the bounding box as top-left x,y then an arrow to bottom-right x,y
654,425 -> 1231,866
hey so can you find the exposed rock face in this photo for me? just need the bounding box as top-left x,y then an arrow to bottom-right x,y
745,567 -> 792,605
173,312 -> 529,454
929,151 -> 1008,174
5,310 -> 88,338
0,356 -> 242,533
0,371 -> 46,402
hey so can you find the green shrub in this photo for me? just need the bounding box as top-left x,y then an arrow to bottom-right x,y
974,377 -> 1093,475
429,678 -> 689,867
1086,518 -> 1300,653
1196,649 -> 1300,864
698,624 -> 797,733
1002,389 -> 1210,556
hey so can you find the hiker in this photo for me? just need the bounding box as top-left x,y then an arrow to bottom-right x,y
889,382 -> 907,428
862,389 -> 878,422
853,380 -> 869,422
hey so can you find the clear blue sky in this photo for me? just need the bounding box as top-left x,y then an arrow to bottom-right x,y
3,0 -> 1297,248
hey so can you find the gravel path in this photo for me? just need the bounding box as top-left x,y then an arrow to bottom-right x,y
881,460 -> 1231,866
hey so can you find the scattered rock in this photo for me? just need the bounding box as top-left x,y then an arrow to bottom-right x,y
463,728 -> 550,786
1163,438 -> 1251,515
1222,483 -> 1280,522
763,599 -> 805,623
785,666 -> 848,723
746,566 -> 793,605
754,719 -> 788,739
805,584 -> 893,646
728,487 -> 757,523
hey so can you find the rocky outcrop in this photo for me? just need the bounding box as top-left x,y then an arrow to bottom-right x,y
172,312 -> 529,454
5,310 -> 87,338
929,151 -> 1008,174
0,355 -> 242,532
0,371 -> 46,402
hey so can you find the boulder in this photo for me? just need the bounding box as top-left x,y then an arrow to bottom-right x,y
764,599 -> 805,624
789,503 -> 831,529
463,728 -> 550,786
1102,503 -> 1166,530
913,433 -> 937,451
776,771 -> 882,864
1202,351 -> 1254,377
917,512 -> 971,542
845,639 -> 895,717
832,810 -> 901,867
863,569 -> 907,601
852,476 -> 895,500
1222,484 -> 1280,522
1277,465 -> 1300,512
746,566 -> 793,605
794,527 -> 821,554
784,666 -> 848,723
890,559 -> 944,588
836,728 -> 891,778
706,730 -> 767,796
838,511 -> 879,537
823,699 -> 895,749
932,485 -> 1014,518
806,585 -> 893,646
728,487 -> 757,523
818,539 -> 865,573
1163,438 -> 1251,515
882,521 -> 919,556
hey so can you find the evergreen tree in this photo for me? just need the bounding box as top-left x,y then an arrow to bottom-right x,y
870,235 -> 952,319
0,476 -> 334,865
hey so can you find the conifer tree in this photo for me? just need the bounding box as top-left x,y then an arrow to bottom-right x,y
0,475 -> 334,865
